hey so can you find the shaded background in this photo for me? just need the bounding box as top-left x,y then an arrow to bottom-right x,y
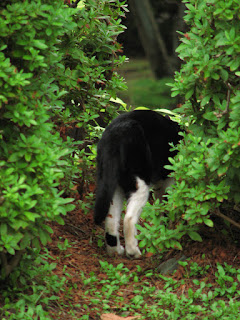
117,0 -> 186,110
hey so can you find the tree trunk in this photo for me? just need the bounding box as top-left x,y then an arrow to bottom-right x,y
128,0 -> 174,78
173,2 -> 187,71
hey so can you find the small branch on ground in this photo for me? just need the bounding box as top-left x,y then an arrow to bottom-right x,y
65,223 -> 87,234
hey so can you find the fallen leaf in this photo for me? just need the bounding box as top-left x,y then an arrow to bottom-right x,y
145,252 -> 154,258
101,313 -> 140,320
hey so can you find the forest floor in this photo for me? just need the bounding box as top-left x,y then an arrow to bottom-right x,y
45,184 -> 240,320
45,59 -> 240,319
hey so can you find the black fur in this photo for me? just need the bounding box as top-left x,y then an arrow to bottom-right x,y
105,233 -> 117,247
94,110 -> 181,225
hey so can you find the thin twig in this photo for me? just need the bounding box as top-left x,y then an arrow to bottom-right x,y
65,223 -> 86,234
214,208 -> 240,230
222,88 -> 231,115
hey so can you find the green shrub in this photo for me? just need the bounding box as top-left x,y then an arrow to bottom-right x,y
0,249 -> 66,320
0,0 -> 76,278
138,0 -> 240,254
57,0 -> 127,125
53,0 -> 128,190
0,0 -> 127,278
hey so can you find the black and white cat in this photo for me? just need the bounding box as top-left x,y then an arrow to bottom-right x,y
94,110 -> 182,258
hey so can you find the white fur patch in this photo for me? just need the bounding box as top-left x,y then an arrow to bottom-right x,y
105,186 -> 124,256
124,177 -> 149,258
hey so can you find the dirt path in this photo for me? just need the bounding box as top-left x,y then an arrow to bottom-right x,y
47,207 -> 157,319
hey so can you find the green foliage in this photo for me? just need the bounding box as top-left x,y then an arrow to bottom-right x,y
54,0 -> 128,190
57,0 -> 128,126
0,249 -> 66,320
79,260 -> 240,319
138,0 -> 240,254
0,0 -> 127,278
0,0 -> 76,278
178,255 -> 210,278
172,0 -> 240,203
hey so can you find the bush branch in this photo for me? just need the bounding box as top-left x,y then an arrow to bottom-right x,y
0,250 -> 24,278
214,208 -> 240,230
222,86 -> 231,115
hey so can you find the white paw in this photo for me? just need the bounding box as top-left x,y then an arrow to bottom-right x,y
106,245 -> 125,256
125,246 -> 142,259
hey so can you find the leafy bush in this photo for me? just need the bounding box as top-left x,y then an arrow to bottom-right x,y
55,0 -> 128,190
0,0 -> 76,278
138,0 -> 240,253
0,249 -> 66,320
0,0 -> 127,278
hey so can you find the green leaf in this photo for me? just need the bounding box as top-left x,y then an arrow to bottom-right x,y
25,212 -> 40,222
185,88 -> 194,100
202,112 -> 218,121
10,220 -> 29,230
171,90 -> 180,97
201,95 -> 211,107
46,28 -> 52,36
54,216 -> 65,225
204,219 -> 214,227
215,37 -> 228,47
32,40 -> 48,50
229,59 -> 240,71
0,223 -> 7,236
32,237 -> 41,249
188,231 -> 202,242
20,233 -> 32,249
6,247 -> 15,255
211,73 -> 220,80
24,153 -> 32,162
229,27 -> 235,40
220,69 -> 228,81
38,229 -> 50,246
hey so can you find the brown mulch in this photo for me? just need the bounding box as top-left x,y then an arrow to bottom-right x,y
45,186 -> 240,319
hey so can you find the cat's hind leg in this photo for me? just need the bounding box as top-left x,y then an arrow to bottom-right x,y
124,177 -> 149,259
105,186 -> 125,256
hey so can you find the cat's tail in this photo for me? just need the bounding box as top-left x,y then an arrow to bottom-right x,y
94,157 -> 119,225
